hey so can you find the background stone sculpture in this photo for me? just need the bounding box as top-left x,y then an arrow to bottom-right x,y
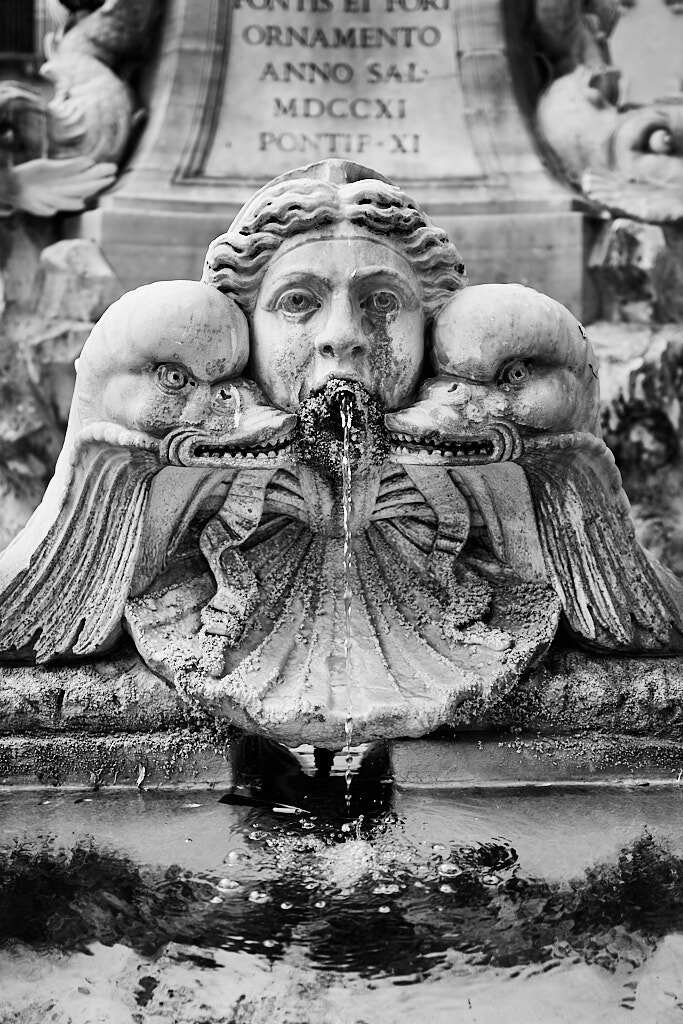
533,0 -> 683,231
0,0 -> 161,556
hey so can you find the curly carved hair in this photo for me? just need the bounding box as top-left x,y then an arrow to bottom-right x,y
201,164 -> 466,320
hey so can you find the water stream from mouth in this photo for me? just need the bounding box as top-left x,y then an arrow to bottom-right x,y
340,393 -> 354,811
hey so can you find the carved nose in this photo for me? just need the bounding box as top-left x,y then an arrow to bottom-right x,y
447,381 -> 472,405
315,296 -> 367,361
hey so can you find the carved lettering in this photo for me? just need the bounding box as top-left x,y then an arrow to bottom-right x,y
243,25 -> 442,47
389,132 -> 420,153
385,0 -> 450,9
273,96 -> 407,119
204,0 -> 464,177
259,130 -> 373,154
366,61 -> 425,83
260,61 -> 355,83
233,0 -> 335,10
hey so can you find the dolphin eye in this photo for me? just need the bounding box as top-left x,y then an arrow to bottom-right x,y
498,360 -> 531,386
647,128 -> 672,154
156,363 -> 191,393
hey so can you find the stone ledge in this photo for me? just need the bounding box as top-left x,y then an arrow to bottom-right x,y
394,733 -> 683,789
0,730 -> 235,789
1,731 -> 682,790
448,647 -> 683,738
0,644 -> 682,739
0,649 -> 193,735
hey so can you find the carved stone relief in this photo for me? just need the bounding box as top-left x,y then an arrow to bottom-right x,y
0,160 -> 680,747
533,0 -> 683,224
0,0 -> 159,217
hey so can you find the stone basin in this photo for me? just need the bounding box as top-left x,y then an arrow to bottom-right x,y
3,735 -> 683,1024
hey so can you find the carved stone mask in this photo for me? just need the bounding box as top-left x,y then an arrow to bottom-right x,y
250,226 -> 425,413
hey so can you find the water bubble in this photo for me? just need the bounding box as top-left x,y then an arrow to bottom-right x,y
210,895 -> 223,904
378,905 -> 391,914
373,883 -> 399,895
304,881 -> 318,890
280,902 -> 293,910
249,891 -> 271,904
482,874 -> 502,886
314,900 -> 326,908
263,939 -> 277,949
439,884 -> 454,894
438,862 -> 463,877
217,878 -> 240,891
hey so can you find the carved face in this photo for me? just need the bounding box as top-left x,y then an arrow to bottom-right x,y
386,284 -> 600,462
250,229 -> 425,411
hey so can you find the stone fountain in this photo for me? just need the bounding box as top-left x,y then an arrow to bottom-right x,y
0,158 -> 681,752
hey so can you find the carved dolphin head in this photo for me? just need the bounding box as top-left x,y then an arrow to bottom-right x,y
387,283 -> 682,653
71,280 -> 296,463
386,284 -> 600,463
0,280 -> 294,663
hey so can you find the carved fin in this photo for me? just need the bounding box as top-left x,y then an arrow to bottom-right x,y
0,443 -> 159,661
523,437 -> 683,651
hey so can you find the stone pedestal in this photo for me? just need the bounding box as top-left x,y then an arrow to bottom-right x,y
64,0 -> 594,316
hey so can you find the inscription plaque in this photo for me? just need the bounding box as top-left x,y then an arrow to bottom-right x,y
70,0 -> 589,314
203,0 -> 480,180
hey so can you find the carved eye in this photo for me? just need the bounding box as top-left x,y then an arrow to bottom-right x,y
276,290 -> 321,318
647,128 -> 673,155
362,290 -> 400,320
498,360 -> 531,386
156,363 -> 191,393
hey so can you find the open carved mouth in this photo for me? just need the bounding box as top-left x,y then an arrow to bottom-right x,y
388,423 -> 522,464
161,425 -> 296,467
191,435 -> 293,463
296,378 -> 388,474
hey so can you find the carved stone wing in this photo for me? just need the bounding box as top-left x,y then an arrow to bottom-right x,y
0,439 -> 159,661
523,434 -> 683,651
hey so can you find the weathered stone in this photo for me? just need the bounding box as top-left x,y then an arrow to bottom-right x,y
1,162 -> 681,748
0,730 -> 234,788
36,239 -> 121,322
392,733 -> 683,788
589,320 -> 683,577
1,645 -> 683,747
